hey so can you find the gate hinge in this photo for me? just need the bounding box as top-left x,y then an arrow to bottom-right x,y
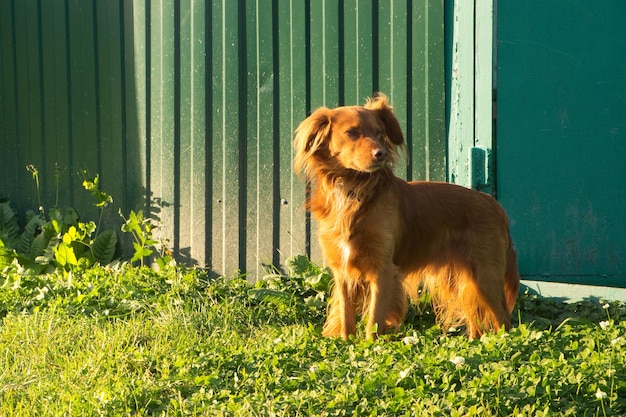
470,147 -> 493,195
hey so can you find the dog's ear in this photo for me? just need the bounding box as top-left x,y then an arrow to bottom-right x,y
365,93 -> 404,145
293,107 -> 333,174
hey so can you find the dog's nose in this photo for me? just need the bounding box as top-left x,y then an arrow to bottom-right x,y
372,148 -> 387,161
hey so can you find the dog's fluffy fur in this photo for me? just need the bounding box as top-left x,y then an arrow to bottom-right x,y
294,93 -> 520,339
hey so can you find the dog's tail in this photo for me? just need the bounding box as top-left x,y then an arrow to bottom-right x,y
504,233 -> 521,313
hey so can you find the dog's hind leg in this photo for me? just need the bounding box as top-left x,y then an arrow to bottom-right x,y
504,239 -> 521,313
460,263 -> 512,338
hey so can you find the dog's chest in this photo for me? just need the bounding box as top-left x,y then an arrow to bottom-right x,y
338,239 -> 351,268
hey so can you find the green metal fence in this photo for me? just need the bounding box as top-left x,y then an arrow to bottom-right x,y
0,0 -> 446,277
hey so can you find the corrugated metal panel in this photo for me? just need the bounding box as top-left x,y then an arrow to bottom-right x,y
0,0 -> 445,278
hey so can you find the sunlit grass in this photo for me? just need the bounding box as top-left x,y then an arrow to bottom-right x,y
1,259 -> 625,416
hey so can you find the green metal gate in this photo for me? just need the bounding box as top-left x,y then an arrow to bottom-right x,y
496,1 -> 626,288
0,0 -> 446,278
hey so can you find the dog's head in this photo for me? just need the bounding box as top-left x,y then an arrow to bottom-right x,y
294,93 -> 404,177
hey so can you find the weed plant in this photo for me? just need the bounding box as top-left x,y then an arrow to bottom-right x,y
0,166 -> 169,273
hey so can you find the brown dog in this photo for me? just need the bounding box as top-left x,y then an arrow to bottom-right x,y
294,93 -> 520,340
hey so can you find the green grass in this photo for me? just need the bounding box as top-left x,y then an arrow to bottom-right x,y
1,258 -> 625,416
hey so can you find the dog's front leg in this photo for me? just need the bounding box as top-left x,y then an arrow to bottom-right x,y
365,265 -> 406,340
337,279 -> 357,339
322,276 -> 357,339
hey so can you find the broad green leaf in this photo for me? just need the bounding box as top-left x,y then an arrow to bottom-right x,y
54,242 -> 78,267
16,214 -> 42,255
30,226 -> 57,258
287,254 -> 315,276
51,219 -> 61,234
155,255 -> 173,271
121,210 -> 143,236
63,207 -> 80,228
63,226 -> 78,244
145,238 -> 159,247
48,209 -> 64,232
92,230 -> 117,265
0,246 -> 16,268
131,242 -> 152,263
0,201 -> 19,242
247,288 -> 294,307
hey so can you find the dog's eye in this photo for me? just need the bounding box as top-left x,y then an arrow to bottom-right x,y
376,129 -> 383,137
346,128 -> 359,138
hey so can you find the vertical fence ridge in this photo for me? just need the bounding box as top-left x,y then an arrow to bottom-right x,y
63,0 -> 75,205
405,0 -> 414,180
271,0 -> 281,269
35,0 -> 47,191
204,0 -> 213,268
144,0 -> 152,217
118,0 -> 128,211
172,0 -> 181,256
91,0 -> 102,178
371,0 -> 379,93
